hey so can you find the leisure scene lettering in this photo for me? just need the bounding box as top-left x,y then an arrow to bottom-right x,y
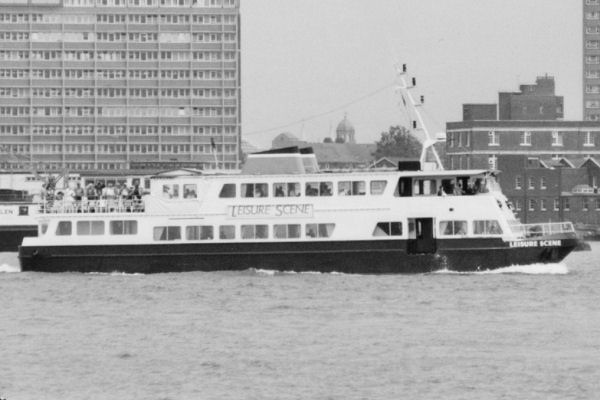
509,240 -> 561,248
228,204 -> 313,219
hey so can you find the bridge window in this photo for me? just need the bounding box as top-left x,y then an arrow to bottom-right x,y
219,225 -> 235,239
306,223 -> 335,238
274,224 -> 301,239
241,224 -> 268,239
413,179 -> 437,196
372,222 -> 402,236
273,182 -> 301,197
439,220 -> 467,236
370,180 -> 387,195
473,220 -> 503,235
186,225 -> 213,240
76,220 -> 105,235
306,181 -> 332,196
219,183 -> 236,198
241,183 -> 268,198
153,226 -> 181,241
183,184 -> 197,199
56,221 -> 72,236
338,181 -> 366,196
109,220 -> 138,235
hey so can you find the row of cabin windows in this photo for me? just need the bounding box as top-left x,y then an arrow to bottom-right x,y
162,183 -> 198,199
439,220 -> 503,236
153,223 -> 336,241
54,220 -> 137,236
219,181 -> 388,198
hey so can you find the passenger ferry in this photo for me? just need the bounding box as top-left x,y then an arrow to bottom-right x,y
18,148 -> 578,274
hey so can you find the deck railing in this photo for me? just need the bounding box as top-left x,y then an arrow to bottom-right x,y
509,221 -> 575,238
39,199 -> 145,214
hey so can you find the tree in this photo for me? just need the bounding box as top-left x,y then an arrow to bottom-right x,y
373,125 -> 422,160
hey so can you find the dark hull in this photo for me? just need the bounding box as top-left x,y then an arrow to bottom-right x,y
0,225 -> 37,252
19,237 -> 578,274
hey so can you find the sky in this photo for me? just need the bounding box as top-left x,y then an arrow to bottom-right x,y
240,0 -> 582,149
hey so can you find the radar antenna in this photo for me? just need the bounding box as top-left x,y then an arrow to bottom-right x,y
395,64 -> 445,170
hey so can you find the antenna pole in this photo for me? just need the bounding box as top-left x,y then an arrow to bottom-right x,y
395,64 -> 444,170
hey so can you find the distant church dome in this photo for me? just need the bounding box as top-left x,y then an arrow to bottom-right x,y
335,113 -> 356,144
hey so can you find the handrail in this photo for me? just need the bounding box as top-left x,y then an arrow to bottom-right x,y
39,199 -> 145,214
508,221 -> 574,238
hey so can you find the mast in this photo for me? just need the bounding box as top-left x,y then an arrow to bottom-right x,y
395,64 -> 445,170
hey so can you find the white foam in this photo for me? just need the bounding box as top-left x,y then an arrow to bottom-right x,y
0,263 -> 20,273
433,262 -> 569,275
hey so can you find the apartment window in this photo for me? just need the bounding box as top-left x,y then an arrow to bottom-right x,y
562,198 -> 570,211
520,131 -> 531,146
586,11 -> 600,20
587,0 -> 600,5
488,155 -> 497,170
528,177 -> 534,190
554,199 -> 560,211
586,56 -> 600,64
584,131 -> 595,147
540,199 -> 547,211
540,177 -> 547,190
583,198 -> 590,211
596,198 -> 600,210
528,199 -> 536,211
515,199 -> 522,211
488,130 -> 499,146
515,176 -> 522,190
551,131 -> 563,146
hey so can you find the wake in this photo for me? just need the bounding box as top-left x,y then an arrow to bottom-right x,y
0,263 -> 20,273
433,262 -> 568,275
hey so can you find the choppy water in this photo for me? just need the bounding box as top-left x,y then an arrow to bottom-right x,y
1,246 -> 599,400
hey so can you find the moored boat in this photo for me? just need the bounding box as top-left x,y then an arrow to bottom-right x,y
18,148 -> 578,274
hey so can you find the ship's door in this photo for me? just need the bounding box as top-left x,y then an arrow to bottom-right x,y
407,218 -> 436,254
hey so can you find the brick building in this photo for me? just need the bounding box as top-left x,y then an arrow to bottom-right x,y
447,77 -> 600,233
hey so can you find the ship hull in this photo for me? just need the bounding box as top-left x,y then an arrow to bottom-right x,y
0,225 -> 37,252
19,237 -> 578,274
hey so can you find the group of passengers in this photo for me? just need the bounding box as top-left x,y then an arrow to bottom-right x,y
42,181 -> 144,213
437,178 -> 487,197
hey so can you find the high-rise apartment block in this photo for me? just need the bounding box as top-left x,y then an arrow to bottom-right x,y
0,0 -> 240,172
584,0 -> 600,121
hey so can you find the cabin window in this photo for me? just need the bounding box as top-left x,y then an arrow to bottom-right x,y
338,181 -> 366,196
274,224 -> 301,239
183,184 -> 197,199
396,177 -> 412,197
219,184 -> 236,198
372,222 -> 402,236
439,220 -> 467,236
162,184 -> 179,199
219,225 -> 235,239
40,223 -> 49,236
370,180 -> 387,195
56,221 -> 72,236
76,220 -> 105,235
153,226 -> 181,241
241,224 -> 268,239
473,220 -> 503,235
110,220 -> 138,235
306,223 -> 335,238
186,225 -> 213,240
305,181 -> 333,197
241,183 -> 268,198
273,182 -> 301,197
